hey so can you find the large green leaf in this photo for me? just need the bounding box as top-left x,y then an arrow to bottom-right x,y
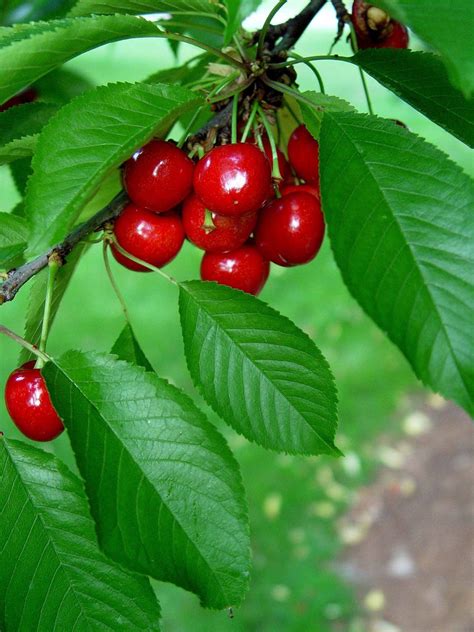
69,0 -> 220,18
299,91 -> 354,140
25,82 -> 200,257
319,111 -> 474,414
19,245 -> 86,364
0,438 -> 161,631
0,15 -> 163,105
0,102 -> 58,164
179,281 -> 340,456
373,0 -> 474,98
352,49 -> 474,148
111,322 -> 154,371
43,351 -> 251,609
0,212 -> 28,269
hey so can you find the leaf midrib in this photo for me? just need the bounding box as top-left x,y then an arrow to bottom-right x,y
182,286 -> 338,454
332,116 -> 472,404
56,362 -> 234,605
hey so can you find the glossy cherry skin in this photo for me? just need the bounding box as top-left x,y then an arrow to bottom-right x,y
288,125 -> 320,185
112,204 -> 184,272
193,143 -> 271,216
201,245 -> 270,295
281,182 -> 320,200
255,192 -> 325,267
0,87 -> 37,112
351,1 -> 408,49
123,140 -> 194,213
5,361 -> 64,441
182,194 -> 257,253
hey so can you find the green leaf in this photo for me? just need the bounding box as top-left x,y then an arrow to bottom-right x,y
9,157 -> 32,196
299,91 -> 354,140
25,81 -> 200,257
145,53 -> 211,87
0,438 -> 161,631
351,49 -> 474,148
0,102 -> 58,164
69,0 -> 221,18
112,323 -> 154,371
373,0 -> 474,98
223,0 -> 261,44
33,68 -> 93,104
179,281 -> 340,456
19,245 -> 86,364
43,351 -> 251,609
319,111 -> 474,414
0,212 -> 28,269
0,15 -> 163,105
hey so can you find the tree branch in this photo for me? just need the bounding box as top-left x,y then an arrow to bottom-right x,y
0,192 -> 128,305
270,0 -> 328,56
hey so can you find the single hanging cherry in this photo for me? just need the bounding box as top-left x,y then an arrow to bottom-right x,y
182,194 -> 257,252
351,1 -> 409,49
123,139 -> 194,213
193,143 -> 271,216
201,244 -> 270,295
5,361 -> 64,441
255,191 -> 325,267
112,203 -> 184,271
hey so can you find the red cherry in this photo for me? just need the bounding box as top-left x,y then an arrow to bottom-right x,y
5,361 -> 64,442
287,125 -> 320,185
182,194 -> 257,253
201,245 -> 270,295
281,183 -> 320,200
124,140 -> 194,213
351,1 -> 408,49
0,87 -> 38,112
193,143 -> 271,216
112,204 -> 184,271
255,192 -> 325,267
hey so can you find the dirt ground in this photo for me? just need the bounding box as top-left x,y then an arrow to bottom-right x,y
337,398 -> 474,632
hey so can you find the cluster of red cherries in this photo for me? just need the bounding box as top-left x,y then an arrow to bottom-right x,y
2,0 -> 409,444
112,123 -> 324,296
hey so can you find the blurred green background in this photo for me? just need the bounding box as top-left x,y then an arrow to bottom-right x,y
0,2 -> 472,630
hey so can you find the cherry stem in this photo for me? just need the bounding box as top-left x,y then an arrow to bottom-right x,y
102,241 -> 131,323
241,99 -> 259,142
269,54 -> 342,68
35,257 -> 60,369
231,93 -> 239,144
258,105 -> 282,180
263,77 -> 325,109
0,325 -> 50,364
111,239 -> 177,286
289,51 -> 326,93
348,24 -> 374,115
257,0 -> 288,58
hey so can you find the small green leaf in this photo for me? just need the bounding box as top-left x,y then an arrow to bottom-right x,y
299,91 -> 354,140
0,15 -> 162,105
19,245 -> 86,364
373,0 -> 474,98
179,281 -> 340,456
320,111 -> 474,414
351,49 -> 474,148
112,323 -> 154,371
0,438 -> 161,631
43,351 -> 251,609
0,212 -> 28,269
2,0 -> 77,24
0,102 -> 58,164
26,81 -> 200,256
69,0 -> 220,18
